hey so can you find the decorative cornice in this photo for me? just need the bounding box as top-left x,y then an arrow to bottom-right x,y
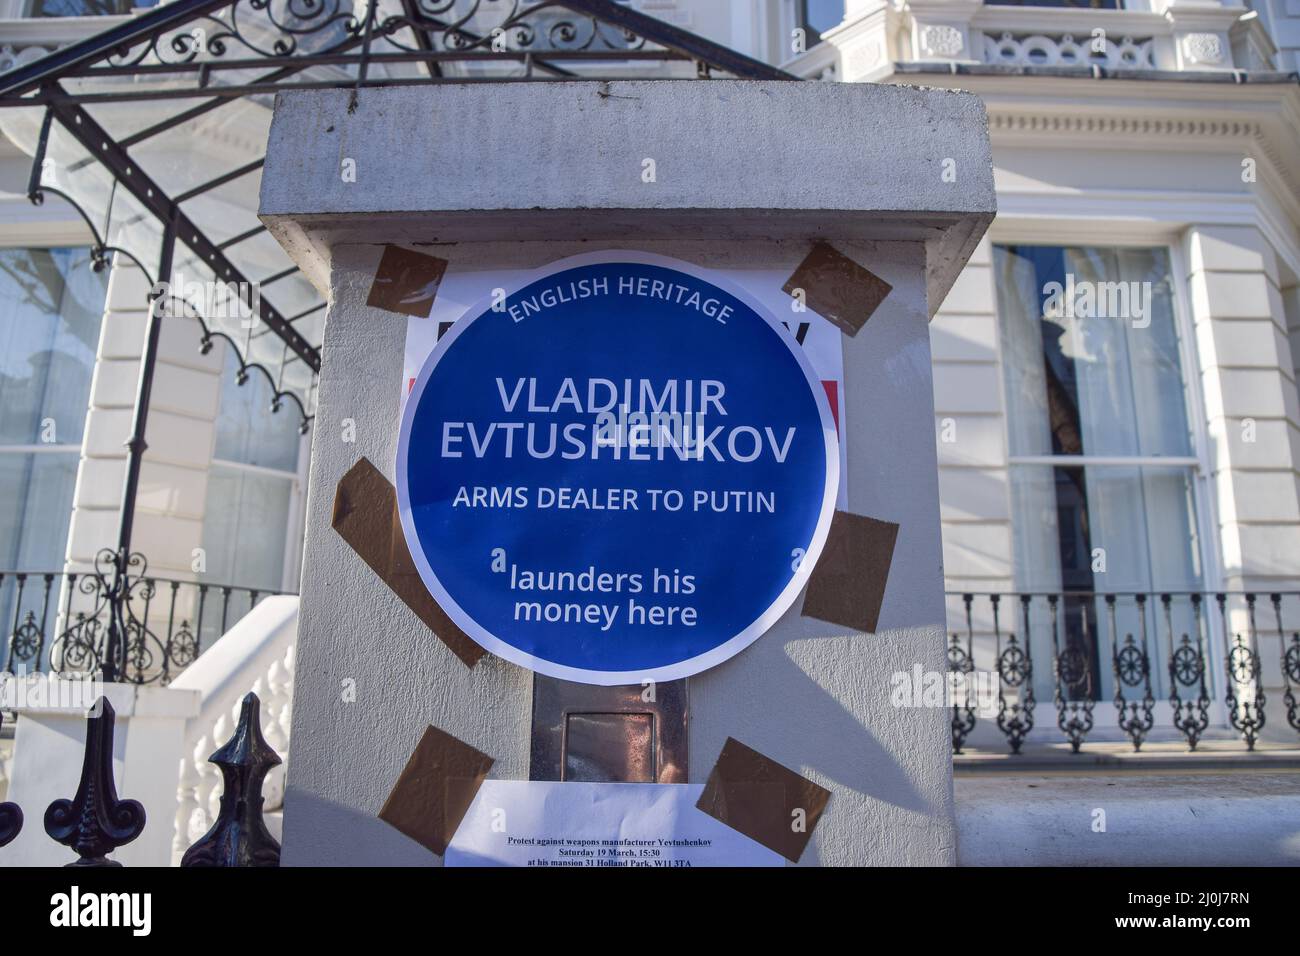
987,113 -> 1263,139
984,110 -> 1294,216
979,103 -> 1300,275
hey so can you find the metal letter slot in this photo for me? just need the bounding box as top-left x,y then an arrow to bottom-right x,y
529,675 -> 687,783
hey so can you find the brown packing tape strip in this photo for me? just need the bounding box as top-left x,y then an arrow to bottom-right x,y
695,737 -> 831,864
801,509 -> 899,634
783,241 -> 892,337
378,724 -> 495,856
332,457 -> 485,667
366,245 -> 449,318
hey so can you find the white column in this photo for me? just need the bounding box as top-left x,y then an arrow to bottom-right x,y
63,258 -> 226,581
1184,224 -> 1300,594
931,240 -> 1014,747
932,239 -> 1014,597
1184,224 -> 1300,733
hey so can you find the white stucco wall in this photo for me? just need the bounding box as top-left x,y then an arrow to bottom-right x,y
914,67 -> 1300,744
281,235 -> 962,866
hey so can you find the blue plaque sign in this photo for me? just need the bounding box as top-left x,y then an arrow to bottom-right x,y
397,251 -> 838,684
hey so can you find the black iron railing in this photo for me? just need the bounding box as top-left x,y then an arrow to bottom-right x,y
1,554 -> 288,686
946,590 -> 1300,754
0,692 -> 282,866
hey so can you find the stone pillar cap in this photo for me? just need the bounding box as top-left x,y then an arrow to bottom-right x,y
261,80 -> 995,316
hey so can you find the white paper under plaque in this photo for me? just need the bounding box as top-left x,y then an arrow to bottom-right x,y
446,781 -> 784,867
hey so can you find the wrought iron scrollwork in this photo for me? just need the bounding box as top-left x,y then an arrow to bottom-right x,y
44,697 -> 146,866
378,0 -> 647,57
1283,633 -> 1300,734
1166,593 -> 1210,750
1109,595 -> 1154,752
1050,595 -> 1094,753
25,179 -> 315,432
1224,631 -> 1265,748
1112,635 -> 1154,749
1,559 -> 271,686
943,590 -> 1300,753
1220,594 -> 1266,751
948,629 -> 976,755
1269,594 -> 1300,735
167,619 -> 201,671
34,551 -> 223,685
47,550 -> 172,685
106,0 -> 366,70
994,595 -> 1035,754
91,0 -> 655,79
1169,639 -> 1203,687
118,560 -> 169,683
3,573 -> 54,673
7,613 -> 42,670
47,570 -> 111,676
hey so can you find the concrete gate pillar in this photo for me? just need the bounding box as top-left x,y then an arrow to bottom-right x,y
261,80 -> 994,866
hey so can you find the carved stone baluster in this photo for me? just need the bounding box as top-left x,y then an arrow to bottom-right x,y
43,697 -> 145,866
278,644 -> 295,746
188,732 -> 218,844
173,753 -> 201,864
247,677 -> 267,715
263,658 -> 289,755
202,714 -> 229,823
181,692 -> 282,867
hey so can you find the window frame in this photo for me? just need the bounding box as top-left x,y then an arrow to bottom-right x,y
994,238 -> 1219,590
989,235 -> 1226,723
0,240 -> 109,571
0,230 -> 308,594
207,424 -> 309,593
203,334 -> 312,594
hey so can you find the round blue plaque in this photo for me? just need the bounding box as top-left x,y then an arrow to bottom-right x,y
397,251 -> 838,684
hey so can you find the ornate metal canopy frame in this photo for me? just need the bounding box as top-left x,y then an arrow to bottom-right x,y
0,1 -> 792,413
0,0 -> 794,683
1,0 -> 793,105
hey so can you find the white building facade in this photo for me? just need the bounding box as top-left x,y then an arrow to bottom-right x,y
0,0 -> 1298,783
